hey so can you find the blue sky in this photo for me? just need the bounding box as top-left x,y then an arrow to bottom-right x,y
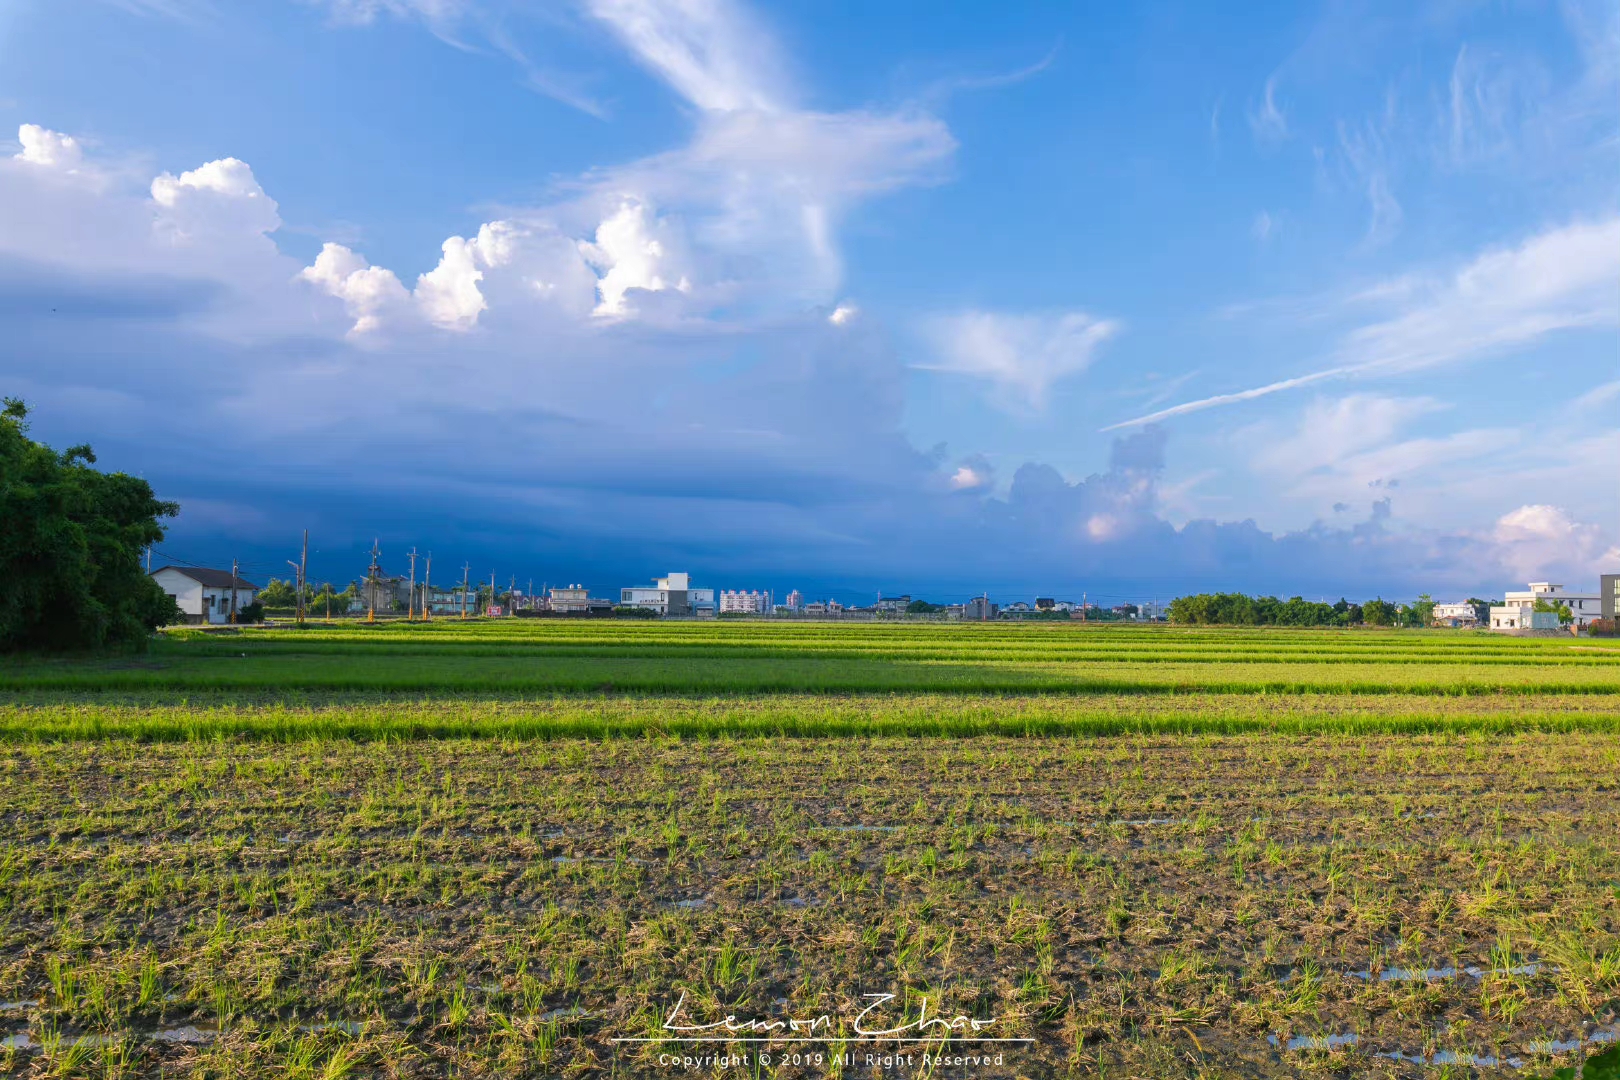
1,0 -> 1615,604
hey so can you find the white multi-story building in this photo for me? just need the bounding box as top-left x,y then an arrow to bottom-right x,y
784,589 -> 803,611
1489,582 -> 1602,631
620,572 -> 716,616
1432,602 -> 1481,626
719,589 -> 771,614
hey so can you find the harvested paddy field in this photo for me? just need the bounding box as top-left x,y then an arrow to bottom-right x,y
0,622 -> 1617,1077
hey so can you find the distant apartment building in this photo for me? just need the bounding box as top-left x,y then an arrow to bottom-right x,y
802,601 -> 827,616
150,566 -> 259,625
1490,582 -> 1602,631
873,595 -> 911,614
547,584 -> 611,614
620,572 -> 716,616
784,589 -> 803,611
1604,574 -> 1620,621
719,589 -> 771,614
964,595 -> 998,621
1003,601 -> 1032,614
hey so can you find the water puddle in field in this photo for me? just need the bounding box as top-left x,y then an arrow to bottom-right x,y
820,824 -> 901,833
1347,963 -> 1544,982
537,1006 -> 589,1023
150,1025 -> 219,1045
1268,1032 -> 1357,1051
1263,1024 -> 1620,1070
1375,1049 -> 1518,1067
671,898 -> 709,910
299,1021 -> 364,1035
0,1001 -> 38,1011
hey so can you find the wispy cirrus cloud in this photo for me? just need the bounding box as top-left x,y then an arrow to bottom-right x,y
1247,75 -> 1288,141
918,310 -> 1121,410
1105,215 -> 1620,430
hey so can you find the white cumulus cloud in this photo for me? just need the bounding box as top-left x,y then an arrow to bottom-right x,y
1490,504 -> 1620,583
414,221 -> 524,330
150,157 -> 280,243
297,242 -> 411,335
578,200 -> 688,317
15,124 -> 83,169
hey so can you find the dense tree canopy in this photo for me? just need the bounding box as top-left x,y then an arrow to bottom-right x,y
1167,592 -> 1430,627
0,398 -> 181,651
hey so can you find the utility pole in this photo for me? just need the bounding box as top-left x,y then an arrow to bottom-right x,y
287,559 -> 302,621
367,539 -> 382,623
299,529 -> 308,627
528,578 -> 534,613
1081,590 -> 1087,622
145,546 -> 152,573
406,548 -> 419,622
489,571 -> 496,616
509,575 -> 516,616
461,563 -> 470,619
423,553 -> 432,622
229,558 -> 239,624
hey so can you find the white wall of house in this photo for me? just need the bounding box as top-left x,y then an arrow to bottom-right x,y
151,568 -> 204,617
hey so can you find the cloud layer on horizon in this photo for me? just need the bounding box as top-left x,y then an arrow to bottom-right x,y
2,0 -> 1616,599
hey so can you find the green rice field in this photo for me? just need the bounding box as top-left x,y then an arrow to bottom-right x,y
1,620 -> 1617,1077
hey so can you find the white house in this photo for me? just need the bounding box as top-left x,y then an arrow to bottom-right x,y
1489,582 -> 1602,631
1432,602 -> 1481,627
619,572 -> 716,616
150,566 -> 259,625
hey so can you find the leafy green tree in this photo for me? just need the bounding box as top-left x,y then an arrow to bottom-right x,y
1,398 -> 181,651
1533,597 -> 1574,625
1362,598 -> 1398,626
906,599 -> 941,614
258,577 -> 297,609
1401,594 -> 1436,628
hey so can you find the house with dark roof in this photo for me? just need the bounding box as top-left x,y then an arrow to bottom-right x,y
150,566 -> 259,624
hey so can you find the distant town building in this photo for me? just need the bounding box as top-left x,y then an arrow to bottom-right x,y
420,585 -> 469,616
620,572 -> 716,616
802,601 -> 827,616
1004,601 -> 1032,614
547,584 -> 611,614
964,595 -> 998,620
1034,597 -> 1055,611
873,595 -> 911,614
1604,574 -> 1620,622
720,589 -> 771,614
1490,582 -> 1602,631
785,589 -> 803,611
150,566 -> 259,625
1431,602 -> 1480,627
